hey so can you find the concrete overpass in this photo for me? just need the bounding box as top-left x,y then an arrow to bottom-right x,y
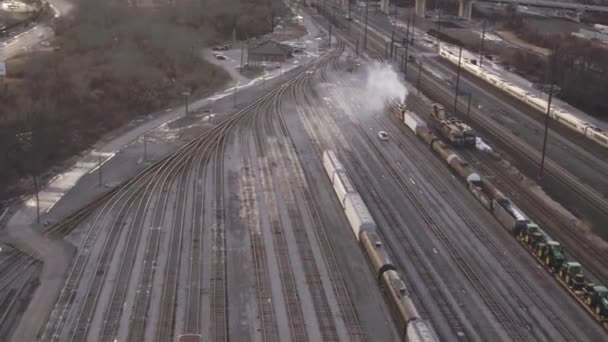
306,0 -> 478,21
478,0 -> 608,13
306,0 -> 608,20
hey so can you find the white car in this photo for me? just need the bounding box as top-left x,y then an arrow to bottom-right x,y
377,131 -> 389,141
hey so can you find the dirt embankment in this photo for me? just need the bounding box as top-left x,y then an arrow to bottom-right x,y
0,0 -> 289,202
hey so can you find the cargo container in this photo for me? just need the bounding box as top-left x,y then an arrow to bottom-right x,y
491,198 -> 529,235
360,230 -> 394,275
343,193 -> 376,239
406,320 -> 441,342
323,150 -> 345,182
332,170 -> 356,208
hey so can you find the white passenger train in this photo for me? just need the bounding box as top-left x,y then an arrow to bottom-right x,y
438,47 -> 608,149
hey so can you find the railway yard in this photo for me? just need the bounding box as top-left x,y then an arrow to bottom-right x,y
1,2 -> 608,342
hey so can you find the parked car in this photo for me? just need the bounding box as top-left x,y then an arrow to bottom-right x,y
214,54 -> 227,60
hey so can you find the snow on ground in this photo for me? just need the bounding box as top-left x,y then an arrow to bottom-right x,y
472,30 -> 503,42
1,1 -> 36,12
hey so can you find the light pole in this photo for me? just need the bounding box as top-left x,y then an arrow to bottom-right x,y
436,8 -> 442,49
453,46 -> 463,114
466,93 -> 472,118
404,16 -> 411,74
98,155 -> 103,186
233,81 -> 238,108
479,20 -> 486,68
390,30 -> 395,60
539,46 -> 559,181
363,0 -> 369,49
32,175 -> 39,224
143,133 -> 147,161
417,60 -> 423,95
182,91 -> 191,116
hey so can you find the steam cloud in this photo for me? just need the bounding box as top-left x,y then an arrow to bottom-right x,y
359,61 -> 408,113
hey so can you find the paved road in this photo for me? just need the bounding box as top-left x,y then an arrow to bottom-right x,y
0,0 -> 68,61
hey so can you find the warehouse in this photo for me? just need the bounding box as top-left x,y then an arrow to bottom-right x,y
247,39 -> 293,65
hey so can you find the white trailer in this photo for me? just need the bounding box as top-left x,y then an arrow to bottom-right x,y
344,193 -> 376,239
333,170 -> 356,208
322,150 -> 345,182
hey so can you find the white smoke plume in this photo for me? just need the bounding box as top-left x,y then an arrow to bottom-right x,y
359,61 -> 408,113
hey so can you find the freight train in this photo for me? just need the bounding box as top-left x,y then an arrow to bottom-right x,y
429,103 -> 477,148
397,105 -> 608,327
322,150 -> 440,342
438,46 -> 608,149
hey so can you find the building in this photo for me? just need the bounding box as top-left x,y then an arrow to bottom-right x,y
247,39 -> 293,65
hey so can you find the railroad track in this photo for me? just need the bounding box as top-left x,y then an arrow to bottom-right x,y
355,122 -> 531,341
271,48 -> 367,341
381,106 -> 578,340
240,132 -> 279,342
310,32 -> 533,339
33,48 -> 337,342
300,43 -> 471,338
290,40 -> 371,342
463,148 -> 608,285
365,11 -> 608,177
252,106 -> 308,341
416,65 -> 608,218
404,92 -> 608,287
339,7 -> 608,233
345,14 -> 603,337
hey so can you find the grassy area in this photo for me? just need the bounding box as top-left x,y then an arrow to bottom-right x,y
495,30 -> 551,56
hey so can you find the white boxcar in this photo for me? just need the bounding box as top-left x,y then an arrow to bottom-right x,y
322,150 -> 345,182
402,110 -> 427,134
406,320 -> 440,342
333,171 -> 356,207
491,198 -> 529,235
344,193 -> 376,239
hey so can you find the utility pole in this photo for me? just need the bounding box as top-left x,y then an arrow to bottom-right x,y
98,155 -> 103,186
390,30 -> 395,60
479,20 -> 486,68
411,9 -> 416,46
347,0 -> 351,34
385,41 -> 390,59
437,8 -> 442,49
401,45 -> 405,72
417,60 -> 423,95
143,133 -> 147,161
539,46 -> 558,181
182,91 -> 191,116
453,46 -> 463,114
356,39 -> 359,58
240,40 -> 245,70
233,81 -> 238,108
32,175 -> 39,224
329,18 -> 332,46
404,17 -> 411,74
363,0 -> 369,49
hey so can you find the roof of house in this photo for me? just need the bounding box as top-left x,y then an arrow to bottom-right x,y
249,39 -> 293,55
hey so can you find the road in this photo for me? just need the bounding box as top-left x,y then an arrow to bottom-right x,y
0,0 -> 68,61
